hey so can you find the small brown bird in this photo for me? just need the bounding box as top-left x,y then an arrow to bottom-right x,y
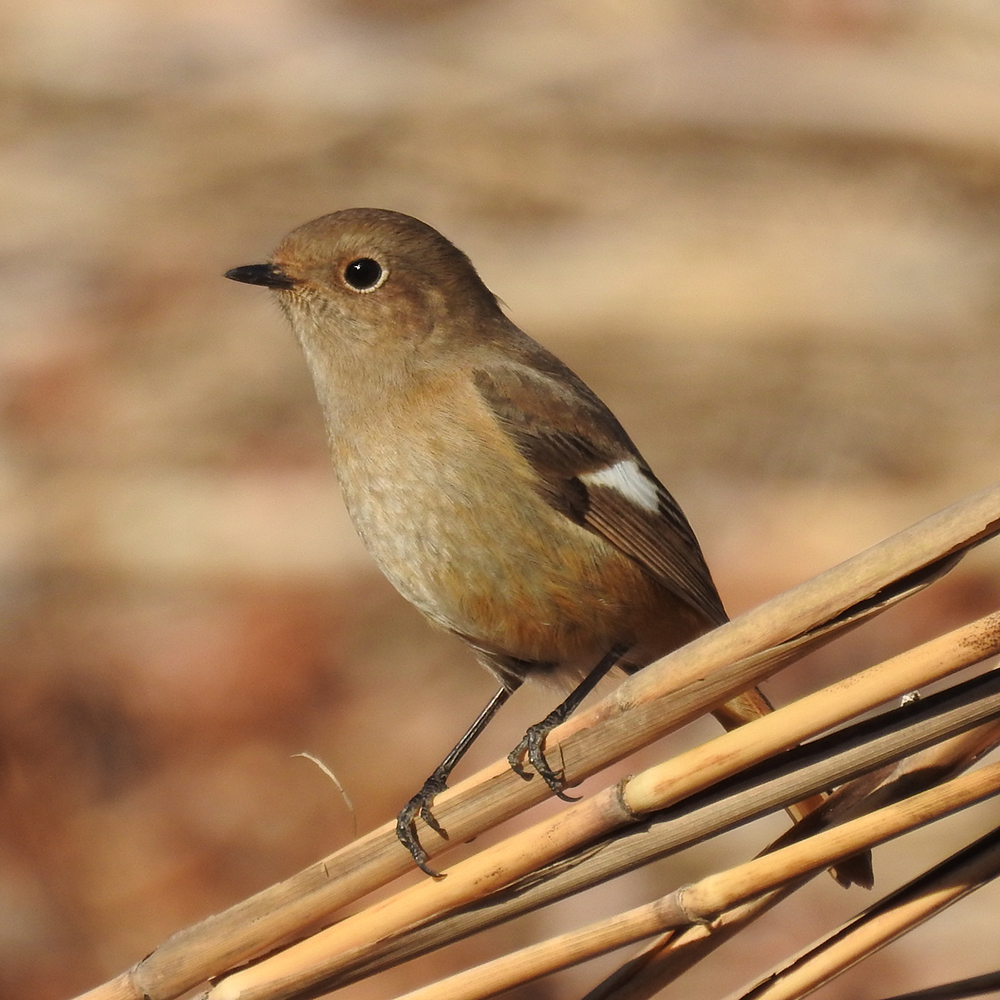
224,209 -> 811,876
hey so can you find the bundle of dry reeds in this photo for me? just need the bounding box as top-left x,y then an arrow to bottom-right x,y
72,483 -> 1000,1000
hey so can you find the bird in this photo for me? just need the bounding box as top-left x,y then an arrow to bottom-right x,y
224,208 -> 839,879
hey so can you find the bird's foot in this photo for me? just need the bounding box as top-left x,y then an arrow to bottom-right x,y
396,771 -> 451,878
507,716 -> 580,802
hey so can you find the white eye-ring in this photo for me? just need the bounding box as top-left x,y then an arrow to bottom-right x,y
343,258 -> 388,292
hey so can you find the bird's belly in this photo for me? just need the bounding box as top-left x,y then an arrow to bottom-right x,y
337,459 -> 652,667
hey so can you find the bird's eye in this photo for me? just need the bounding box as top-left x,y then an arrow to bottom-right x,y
343,258 -> 386,291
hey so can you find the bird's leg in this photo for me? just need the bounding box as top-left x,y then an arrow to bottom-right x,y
397,680 -> 520,877
508,644 -> 628,799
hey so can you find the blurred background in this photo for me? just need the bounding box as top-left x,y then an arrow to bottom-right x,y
3,1 -> 1000,998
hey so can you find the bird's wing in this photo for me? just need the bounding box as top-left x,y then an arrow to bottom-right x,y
473,361 -> 726,626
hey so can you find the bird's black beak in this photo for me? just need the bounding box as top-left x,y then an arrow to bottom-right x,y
224,262 -> 298,289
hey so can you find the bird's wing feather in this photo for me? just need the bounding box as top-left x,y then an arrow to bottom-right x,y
473,360 -> 726,626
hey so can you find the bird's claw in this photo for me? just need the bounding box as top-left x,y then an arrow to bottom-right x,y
507,723 -> 580,802
396,774 -> 450,878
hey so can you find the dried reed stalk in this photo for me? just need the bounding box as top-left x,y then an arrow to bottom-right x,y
721,823 -> 1000,1000
583,717 -> 1000,1000
389,764 -> 1000,1000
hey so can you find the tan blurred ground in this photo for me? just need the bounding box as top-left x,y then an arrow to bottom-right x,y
3,2 -> 1000,998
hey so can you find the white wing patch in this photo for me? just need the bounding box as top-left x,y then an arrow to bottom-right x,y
580,459 -> 660,514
